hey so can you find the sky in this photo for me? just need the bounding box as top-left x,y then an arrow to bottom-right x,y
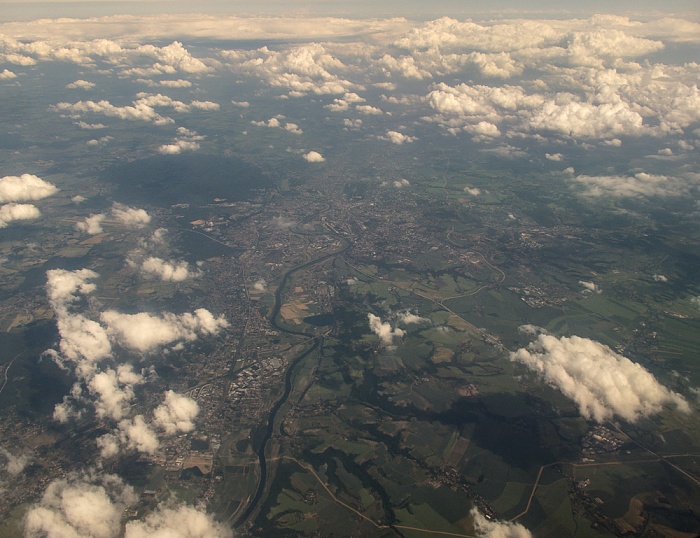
1,0 -> 699,22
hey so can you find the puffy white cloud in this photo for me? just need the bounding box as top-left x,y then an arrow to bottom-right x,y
471,507 -> 532,538
285,122 -> 303,135
52,98 -> 173,125
303,151 -> 325,163
76,213 -> 106,235
392,178 -> 410,188
428,83 -> 541,126
378,53 -> 430,79
325,92 -> 366,112
0,173 -> 58,203
383,130 -> 416,145
55,314 -> 113,369
570,172 -> 698,198
253,279 -> 267,291
0,203 -> 41,228
46,268 -> 98,309
0,51 -> 36,66
464,187 -> 481,196
88,366 -> 143,421
111,203 -> 151,229
139,41 -> 205,71
53,394 -> 82,424
356,104 -> 383,115
24,473 -> 137,538
579,280 -> 601,294
525,99 -> 647,139
139,78 -> 193,88
368,313 -> 405,346
480,145 -> 527,159
394,17 -> 556,55
565,29 -> 663,67
153,390 -> 199,435
158,127 -> 204,154
652,274 -> 668,283
136,256 -> 199,282
126,228 -> 201,282
251,117 -> 303,135
66,79 -> 95,90
101,309 -> 228,354
0,69 -> 17,79
118,415 -> 160,454
468,51 -> 523,79
87,135 -> 112,147
158,139 -> 200,154
252,117 -> 280,128
224,43 -> 357,97
545,153 -> 563,161
518,324 -> 547,336
95,432 -> 121,459
44,268 -> 225,458
397,311 -> 429,325
427,78 -> 658,140
342,118 -> 363,130
97,414 -> 160,458
74,121 -> 105,129
53,94 -> 219,126
1,34 -> 212,77
25,471 -> 228,538
125,503 -> 233,538
465,121 -> 501,139
190,100 -> 220,111
510,334 -> 690,423
0,447 -> 31,476
98,390 -> 198,457
45,269 -> 112,373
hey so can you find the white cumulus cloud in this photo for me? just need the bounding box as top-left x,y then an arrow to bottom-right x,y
397,311 -> 430,325
76,213 -> 106,235
153,390 -> 199,435
510,334 -> 690,423
101,309 -> 228,354
471,507 -> 532,538
0,173 -> 58,203
303,151 -> 325,162
383,130 -> 416,144
137,256 -> 199,282
368,313 -> 405,346
125,503 -> 233,538
0,447 -> 32,476
0,203 -> 41,228
66,79 -> 95,90
570,172 -> 698,198
111,203 -> 151,229
24,472 -> 137,538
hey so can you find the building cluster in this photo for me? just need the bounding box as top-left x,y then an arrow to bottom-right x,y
581,426 -> 625,457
